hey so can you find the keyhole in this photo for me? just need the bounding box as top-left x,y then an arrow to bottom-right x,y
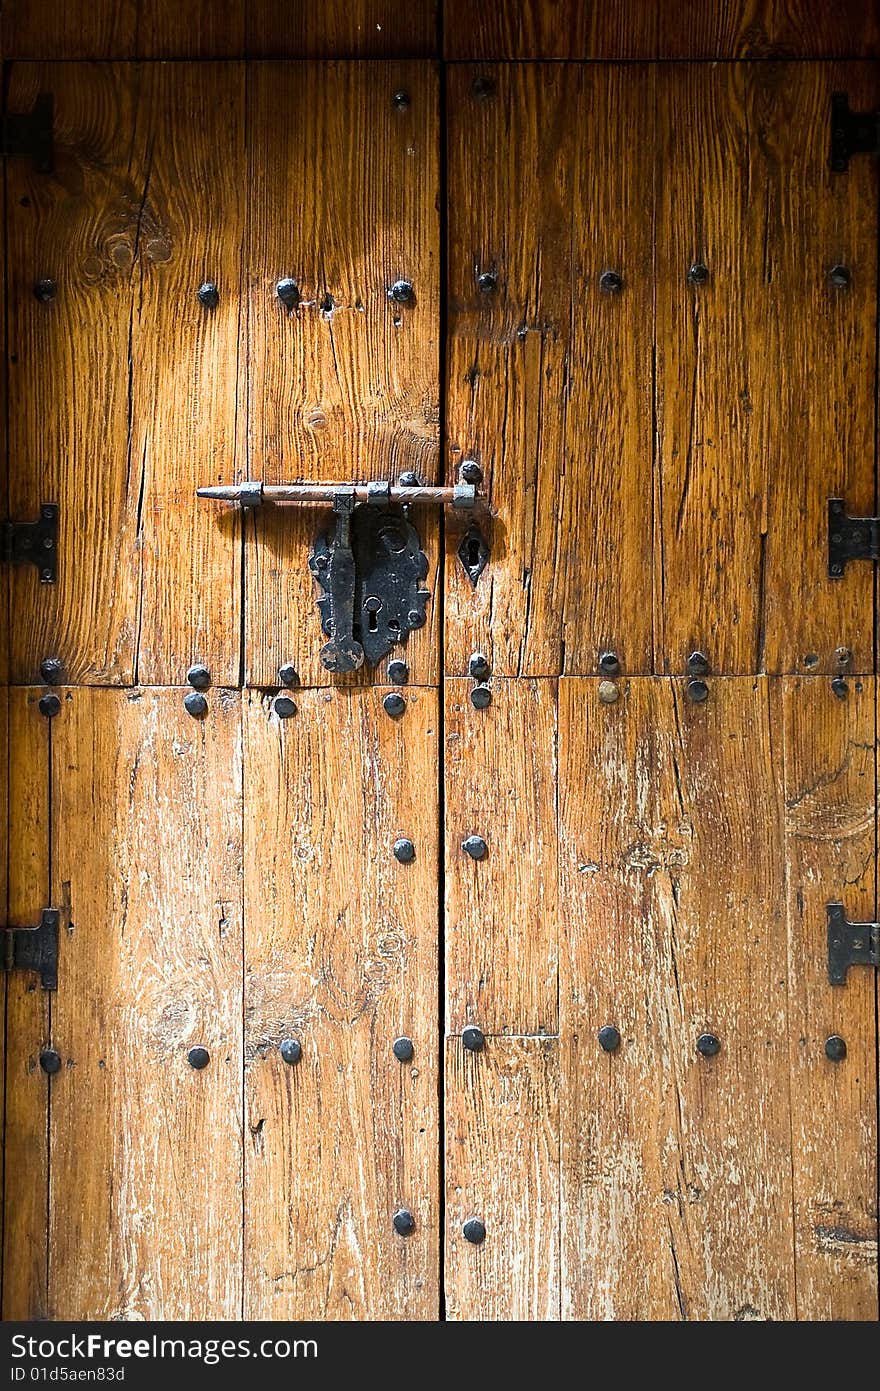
364,595 -> 382,633
468,536 -> 481,568
368,611 -> 378,632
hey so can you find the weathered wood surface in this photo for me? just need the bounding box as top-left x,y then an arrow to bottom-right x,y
781,677 -> 878,1319
445,1036 -> 559,1320
1,691 -> 50,1319
245,62 -> 440,688
243,687 -> 439,1319
6,63 -> 244,686
443,0 -> 880,58
0,2 -> 437,58
47,688 -> 243,1319
444,678 -> 557,1035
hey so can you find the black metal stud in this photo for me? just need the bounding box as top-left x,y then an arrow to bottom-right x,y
599,270 -> 623,294
687,263 -> 710,286
393,837 -> 416,864
187,1046 -> 210,1070
387,280 -> 414,306
598,1025 -> 621,1053
280,1038 -> 302,1065
39,657 -> 63,684
38,693 -> 60,718
469,652 -> 490,681
273,696 -> 297,719
393,1209 -> 416,1236
460,460 -> 484,485
824,1034 -> 847,1062
33,278 -> 56,302
383,692 -> 406,718
197,282 -> 219,309
398,471 -> 420,488
462,1026 -> 485,1053
834,646 -> 852,670
598,651 -> 620,678
278,663 -> 299,688
471,76 -> 495,100
388,659 -> 409,684
831,677 -> 849,701
184,691 -> 208,718
477,271 -> 497,294
39,1047 -> 62,1075
686,679 -> 709,704
696,1033 -> 721,1057
186,663 -> 211,690
829,264 -> 851,289
687,651 -> 710,677
276,278 -> 300,310
393,1036 -> 414,1062
392,90 -> 410,110
470,685 -> 492,710
462,835 -> 488,861
463,1218 -> 486,1244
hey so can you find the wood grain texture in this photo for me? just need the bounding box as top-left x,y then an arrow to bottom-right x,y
443,1 -> 880,58
1,691 -> 50,1319
445,64 -> 654,677
245,62 -> 440,688
247,1 -> 437,56
47,688 -> 243,1319
6,63 -> 244,685
782,676 -> 878,1319
444,1036 -> 559,1320
559,677 -> 796,1320
243,687 -> 438,1319
444,678 -> 557,1035
655,62 -> 878,676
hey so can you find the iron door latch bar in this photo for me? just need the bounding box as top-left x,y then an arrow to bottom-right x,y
2,909 -> 59,990
831,93 -> 879,172
2,504 -> 59,582
827,903 -> 879,984
827,499 -> 880,577
1,93 -> 54,172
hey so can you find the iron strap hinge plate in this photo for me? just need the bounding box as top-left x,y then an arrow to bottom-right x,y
827,903 -> 880,984
831,93 -> 879,172
827,499 -> 880,577
2,909 -> 59,990
1,93 -> 54,172
2,504 -> 59,582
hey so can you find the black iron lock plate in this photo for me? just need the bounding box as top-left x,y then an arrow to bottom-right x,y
827,499 -> 880,576
1,93 -> 54,172
827,903 -> 879,984
2,909 -> 59,990
2,504 -> 59,582
830,93 -> 879,172
309,490 -> 430,673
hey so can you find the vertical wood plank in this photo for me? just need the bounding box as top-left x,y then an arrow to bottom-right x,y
782,676 -> 878,1319
444,678 -> 557,1035
445,64 -> 654,678
443,1 -> 658,58
2,691 -> 50,1319
559,676 -> 796,1320
243,687 -> 438,1320
655,62 -> 878,676
247,2 -> 437,57
6,63 -> 244,686
444,1036 -> 559,1320
48,688 -> 243,1319
245,63 -> 440,688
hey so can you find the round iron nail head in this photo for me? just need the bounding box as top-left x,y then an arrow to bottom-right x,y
276,277 -> 300,309
384,692 -> 406,718
462,1026 -> 485,1053
460,460 -> 484,485
197,281 -> 219,309
393,837 -> 416,864
468,652 -> 490,680
470,685 -> 492,710
40,657 -> 63,684
388,660 -> 409,684
39,1048 -> 62,1075
462,835 -> 488,860
273,696 -> 297,719
280,1038 -> 302,1065
686,679 -> 709,704
393,1036 -> 414,1062
278,663 -> 299,688
696,1033 -> 721,1057
598,1025 -> 621,1053
38,693 -> 61,718
187,1046 -> 210,1070
824,1035 -> 847,1062
598,680 -> 619,704
463,1218 -> 486,1244
393,1209 -> 416,1236
186,663 -> 211,690
184,692 -> 208,718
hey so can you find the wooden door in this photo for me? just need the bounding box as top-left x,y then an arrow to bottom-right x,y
2,2 -> 879,1325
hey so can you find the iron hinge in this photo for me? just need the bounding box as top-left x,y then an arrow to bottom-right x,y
1,93 -> 54,172
831,93 -> 879,172
2,504 -> 59,582
827,903 -> 879,984
2,909 -> 59,990
827,499 -> 880,577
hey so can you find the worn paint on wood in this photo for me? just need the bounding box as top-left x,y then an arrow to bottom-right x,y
245,63 -> 440,688
1,691 -> 50,1319
781,676 -> 878,1318
444,678 -> 557,1035
444,1036 -> 559,1320
47,688 -> 243,1319
559,677 -> 796,1319
243,687 -> 439,1319
6,63 -> 244,686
